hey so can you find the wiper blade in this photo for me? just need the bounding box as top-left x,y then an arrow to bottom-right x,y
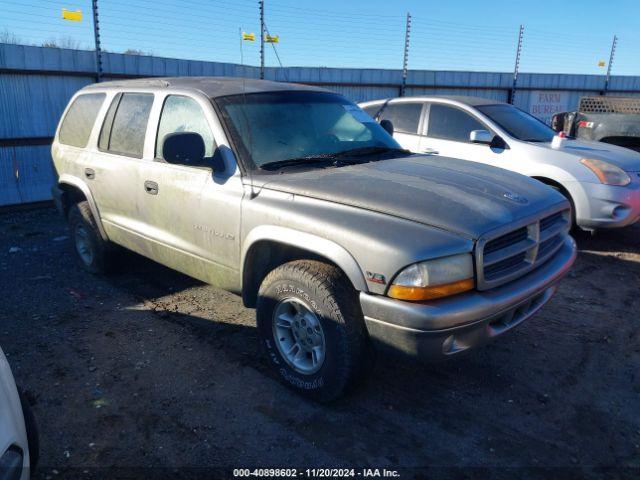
258,147 -> 411,170
332,146 -> 410,158
259,155 -> 336,170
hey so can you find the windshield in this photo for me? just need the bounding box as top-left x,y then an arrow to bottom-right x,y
477,104 -> 556,142
215,91 -> 402,170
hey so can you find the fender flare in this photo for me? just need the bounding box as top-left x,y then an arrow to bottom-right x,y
58,173 -> 109,241
241,225 -> 368,292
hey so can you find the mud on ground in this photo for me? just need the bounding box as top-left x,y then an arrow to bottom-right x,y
1,207 -> 638,478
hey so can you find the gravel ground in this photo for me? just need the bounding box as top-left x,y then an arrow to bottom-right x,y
1,206 -> 639,479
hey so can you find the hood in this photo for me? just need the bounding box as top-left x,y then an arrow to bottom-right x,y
255,155 -> 566,240
536,138 -> 640,171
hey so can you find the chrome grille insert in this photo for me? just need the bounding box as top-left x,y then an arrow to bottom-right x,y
476,208 -> 570,290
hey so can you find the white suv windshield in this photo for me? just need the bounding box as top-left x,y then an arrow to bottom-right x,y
477,104 -> 556,142
216,91 -> 402,169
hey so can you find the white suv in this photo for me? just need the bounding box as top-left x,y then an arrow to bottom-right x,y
360,96 -> 640,230
0,347 -> 37,480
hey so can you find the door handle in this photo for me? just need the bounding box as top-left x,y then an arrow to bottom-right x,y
421,148 -> 439,155
144,180 -> 159,195
84,168 -> 95,179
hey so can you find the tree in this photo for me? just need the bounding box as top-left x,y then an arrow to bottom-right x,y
41,36 -> 82,49
123,48 -> 152,56
0,29 -> 21,44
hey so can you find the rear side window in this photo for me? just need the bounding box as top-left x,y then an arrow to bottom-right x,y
379,102 -> 423,134
155,95 -> 215,161
59,93 -> 106,148
99,93 -> 154,158
427,103 -> 485,142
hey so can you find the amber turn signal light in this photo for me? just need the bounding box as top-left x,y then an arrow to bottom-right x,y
388,278 -> 474,301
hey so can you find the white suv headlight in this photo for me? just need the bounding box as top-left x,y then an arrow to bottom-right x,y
580,158 -> 631,186
388,253 -> 474,301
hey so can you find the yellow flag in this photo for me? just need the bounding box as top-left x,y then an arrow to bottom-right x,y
242,32 -> 255,41
62,9 -> 83,22
598,60 -> 606,67
265,35 -> 279,43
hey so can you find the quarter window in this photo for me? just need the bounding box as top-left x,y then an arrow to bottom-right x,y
427,104 -> 485,142
156,95 -> 215,162
59,93 -> 106,148
99,93 -> 154,157
378,102 -> 423,134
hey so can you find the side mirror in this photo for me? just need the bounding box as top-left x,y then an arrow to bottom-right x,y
380,119 -> 394,136
162,132 -> 206,166
469,129 -> 493,144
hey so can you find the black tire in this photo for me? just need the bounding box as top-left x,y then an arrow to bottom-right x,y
550,185 -> 578,231
68,201 -> 112,274
256,260 -> 371,402
18,390 -> 39,470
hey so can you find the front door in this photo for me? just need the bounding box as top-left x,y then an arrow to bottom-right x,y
136,94 -> 243,290
419,102 -> 508,165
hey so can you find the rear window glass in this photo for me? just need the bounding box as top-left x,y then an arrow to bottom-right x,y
59,93 -> 106,148
378,102 -> 423,134
101,93 -> 154,158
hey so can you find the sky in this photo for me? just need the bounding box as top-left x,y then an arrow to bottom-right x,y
1,0 -> 638,76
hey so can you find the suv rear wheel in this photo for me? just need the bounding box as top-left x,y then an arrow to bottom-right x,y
256,260 -> 371,402
68,201 -> 113,274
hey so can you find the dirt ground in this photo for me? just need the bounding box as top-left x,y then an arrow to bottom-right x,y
1,206 -> 638,479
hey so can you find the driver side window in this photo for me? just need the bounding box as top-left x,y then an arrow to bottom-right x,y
155,95 -> 215,164
427,103 -> 485,142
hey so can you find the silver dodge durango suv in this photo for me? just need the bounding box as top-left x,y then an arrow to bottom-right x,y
51,77 -> 577,401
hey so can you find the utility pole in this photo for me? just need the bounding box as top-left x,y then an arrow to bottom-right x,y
509,24 -> 524,105
91,0 -> 103,82
259,0 -> 265,79
602,35 -> 617,95
400,12 -> 411,97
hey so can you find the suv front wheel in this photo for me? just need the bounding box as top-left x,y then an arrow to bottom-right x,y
256,260 -> 371,402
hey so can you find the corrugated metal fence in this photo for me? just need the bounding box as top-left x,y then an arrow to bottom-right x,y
2,43 -> 640,206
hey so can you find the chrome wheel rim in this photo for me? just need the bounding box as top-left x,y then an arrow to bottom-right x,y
74,224 -> 94,265
272,298 -> 326,375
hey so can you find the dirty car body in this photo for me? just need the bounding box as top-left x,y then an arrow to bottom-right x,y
51,78 -> 576,400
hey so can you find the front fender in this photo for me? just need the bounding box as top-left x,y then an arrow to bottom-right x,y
57,173 -> 108,241
241,225 -> 368,292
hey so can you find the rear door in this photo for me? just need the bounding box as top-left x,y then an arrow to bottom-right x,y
376,101 -> 425,152
86,92 -> 154,245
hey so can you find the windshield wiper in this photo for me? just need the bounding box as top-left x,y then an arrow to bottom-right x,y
332,146 -> 410,158
258,146 -> 410,171
259,155 -> 337,171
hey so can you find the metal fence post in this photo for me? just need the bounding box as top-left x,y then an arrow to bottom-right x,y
91,0 -> 103,82
602,35 -> 617,95
508,24 -> 524,104
400,12 -> 411,97
259,0 -> 265,79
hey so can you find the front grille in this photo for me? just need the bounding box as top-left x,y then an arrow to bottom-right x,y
484,252 -> 527,280
477,209 -> 570,290
484,227 -> 528,255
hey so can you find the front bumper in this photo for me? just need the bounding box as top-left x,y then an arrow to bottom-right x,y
572,179 -> 640,229
360,236 -> 577,360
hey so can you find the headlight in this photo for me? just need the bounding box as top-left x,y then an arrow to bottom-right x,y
388,253 -> 474,301
580,158 -> 630,186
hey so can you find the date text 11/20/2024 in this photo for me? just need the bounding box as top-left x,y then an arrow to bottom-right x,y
233,468 -> 401,478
